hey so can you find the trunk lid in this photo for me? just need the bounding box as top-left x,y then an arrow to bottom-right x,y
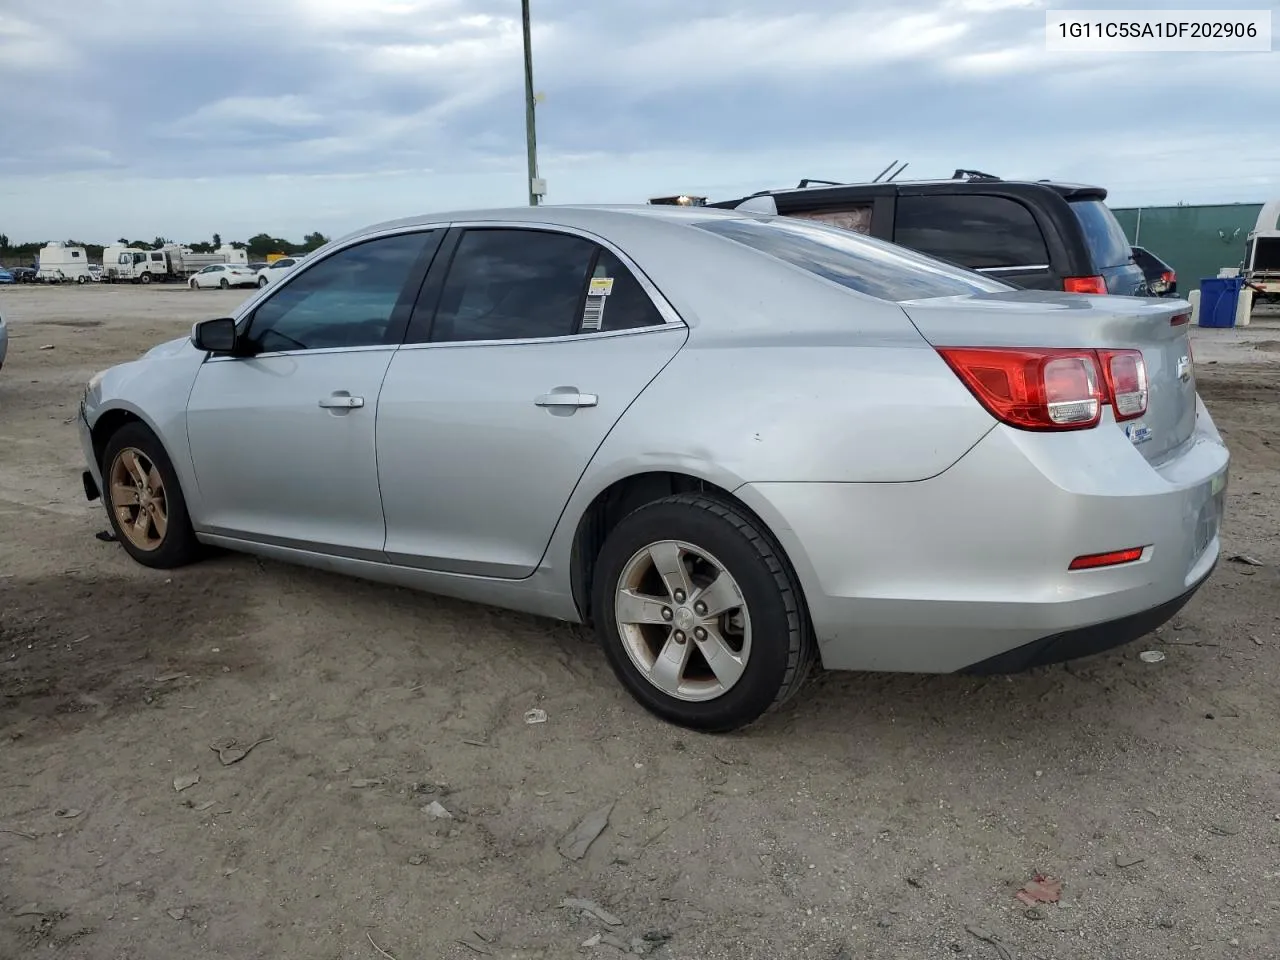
901,289 -> 1196,463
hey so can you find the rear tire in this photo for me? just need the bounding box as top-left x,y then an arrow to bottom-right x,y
591,493 -> 815,732
101,422 -> 203,570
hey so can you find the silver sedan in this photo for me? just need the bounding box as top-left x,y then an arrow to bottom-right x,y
77,205 -> 1229,731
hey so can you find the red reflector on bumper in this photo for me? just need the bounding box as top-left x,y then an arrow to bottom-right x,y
1069,547 -> 1145,570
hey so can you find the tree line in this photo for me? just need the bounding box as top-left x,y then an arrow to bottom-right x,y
0,231 -> 331,263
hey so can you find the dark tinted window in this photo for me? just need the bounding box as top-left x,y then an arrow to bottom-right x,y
894,195 -> 1049,269
432,229 -> 596,342
695,216 -> 1011,302
247,231 -> 433,351
1070,199 -> 1133,269
582,248 -> 665,332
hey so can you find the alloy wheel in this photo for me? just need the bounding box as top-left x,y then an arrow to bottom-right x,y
614,539 -> 751,702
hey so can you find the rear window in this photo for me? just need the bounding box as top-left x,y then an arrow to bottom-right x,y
1070,199 -> 1132,269
694,216 -> 1012,302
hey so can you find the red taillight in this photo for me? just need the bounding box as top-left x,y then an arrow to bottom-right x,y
1069,547 -> 1145,570
937,348 -> 1103,430
938,346 -> 1148,432
1064,275 -> 1107,295
1099,349 -> 1147,421
1160,271 -> 1175,284
1170,313 -> 1190,326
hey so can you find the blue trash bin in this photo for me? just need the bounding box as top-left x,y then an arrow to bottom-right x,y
1198,277 -> 1244,328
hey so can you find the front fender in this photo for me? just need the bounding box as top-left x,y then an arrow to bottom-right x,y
84,345 -> 206,520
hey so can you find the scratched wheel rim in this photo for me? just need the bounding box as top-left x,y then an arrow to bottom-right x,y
614,539 -> 752,703
108,447 -> 168,551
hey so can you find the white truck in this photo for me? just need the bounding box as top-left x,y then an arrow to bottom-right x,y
1243,199 -> 1280,305
35,242 -> 95,283
103,244 -> 249,284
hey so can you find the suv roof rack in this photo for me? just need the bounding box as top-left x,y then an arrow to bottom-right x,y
951,168 -> 1002,182
796,178 -> 844,188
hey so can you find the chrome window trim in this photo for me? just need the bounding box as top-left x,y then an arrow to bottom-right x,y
216,218 -> 688,358
976,264 -> 1050,273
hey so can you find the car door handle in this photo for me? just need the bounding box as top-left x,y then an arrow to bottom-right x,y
535,392 -> 598,408
318,395 -> 364,409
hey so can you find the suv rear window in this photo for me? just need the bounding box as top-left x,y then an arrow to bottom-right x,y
893,195 -> 1049,269
1070,199 -> 1132,269
695,216 -> 1012,302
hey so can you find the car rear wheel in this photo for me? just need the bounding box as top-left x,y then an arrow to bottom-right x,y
102,422 -> 202,569
592,493 -> 815,732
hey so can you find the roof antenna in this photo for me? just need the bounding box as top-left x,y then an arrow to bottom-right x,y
886,162 -> 910,182
871,160 -> 897,183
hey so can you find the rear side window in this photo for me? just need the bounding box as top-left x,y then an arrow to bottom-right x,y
583,248 -> 665,333
1069,199 -> 1133,269
790,205 -> 873,235
695,216 -> 1012,302
894,195 -> 1049,269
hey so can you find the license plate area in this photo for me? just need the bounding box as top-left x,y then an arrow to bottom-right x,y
1193,475 -> 1227,556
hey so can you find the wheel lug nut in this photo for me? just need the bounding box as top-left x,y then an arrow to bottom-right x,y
673,590 -> 685,603
694,627 -> 707,641
694,601 -> 707,615
661,607 -> 673,621
672,630 -> 686,644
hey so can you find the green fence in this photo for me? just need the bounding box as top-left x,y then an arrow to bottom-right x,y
1111,203 -> 1262,293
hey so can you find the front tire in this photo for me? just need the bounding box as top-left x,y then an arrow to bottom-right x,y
139,272 -> 152,285
219,278 -> 229,289
189,279 -> 198,290
101,422 -> 203,569
257,276 -> 268,288
591,493 -> 815,732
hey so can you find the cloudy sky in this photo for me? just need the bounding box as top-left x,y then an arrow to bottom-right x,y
0,0 -> 1275,244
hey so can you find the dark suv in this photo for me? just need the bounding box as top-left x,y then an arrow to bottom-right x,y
708,170 -> 1149,297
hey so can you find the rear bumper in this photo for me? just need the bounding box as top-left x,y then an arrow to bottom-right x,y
735,403 -> 1229,674
962,562 -> 1213,673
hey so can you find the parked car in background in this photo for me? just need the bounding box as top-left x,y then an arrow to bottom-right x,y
1131,245 -> 1177,296
10,266 -> 38,283
255,256 -> 301,287
76,205 -> 1226,732
709,170 -> 1151,297
0,267 -> 14,284
190,263 -> 259,289
87,263 -> 103,282
247,261 -> 269,273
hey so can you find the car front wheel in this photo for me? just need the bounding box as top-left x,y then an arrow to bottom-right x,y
257,276 -> 268,287
101,422 -> 203,569
592,493 -> 815,732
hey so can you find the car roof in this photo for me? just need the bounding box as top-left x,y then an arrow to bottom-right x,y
340,204 -> 746,245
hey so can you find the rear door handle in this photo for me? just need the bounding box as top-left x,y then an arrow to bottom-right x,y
318,395 -> 364,409
535,392 -> 597,408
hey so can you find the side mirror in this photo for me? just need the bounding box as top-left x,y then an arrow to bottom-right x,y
191,317 -> 238,354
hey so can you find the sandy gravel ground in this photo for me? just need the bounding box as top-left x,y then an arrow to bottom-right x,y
2,286 -> 1278,960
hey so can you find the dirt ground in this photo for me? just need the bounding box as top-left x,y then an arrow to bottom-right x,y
2,285 -> 1279,960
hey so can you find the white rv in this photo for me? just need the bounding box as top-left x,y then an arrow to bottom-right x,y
36,242 -> 94,283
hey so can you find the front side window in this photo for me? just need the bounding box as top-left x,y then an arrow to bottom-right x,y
695,216 -> 1011,302
246,232 -> 434,352
894,195 -> 1050,269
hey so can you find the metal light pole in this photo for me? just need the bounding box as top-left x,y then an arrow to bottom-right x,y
521,0 -> 540,206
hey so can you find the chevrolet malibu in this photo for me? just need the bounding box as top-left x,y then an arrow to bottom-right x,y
77,205 -> 1228,732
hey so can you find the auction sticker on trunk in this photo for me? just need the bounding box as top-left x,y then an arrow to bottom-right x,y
1124,420 -> 1152,445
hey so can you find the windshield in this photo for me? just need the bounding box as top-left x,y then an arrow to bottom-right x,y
694,216 -> 1013,302
1070,199 -> 1133,269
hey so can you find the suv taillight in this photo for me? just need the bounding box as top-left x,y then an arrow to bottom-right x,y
1064,275 -> 1107,295
1160,270 -> 1175,284
937,346 -> 1147,431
